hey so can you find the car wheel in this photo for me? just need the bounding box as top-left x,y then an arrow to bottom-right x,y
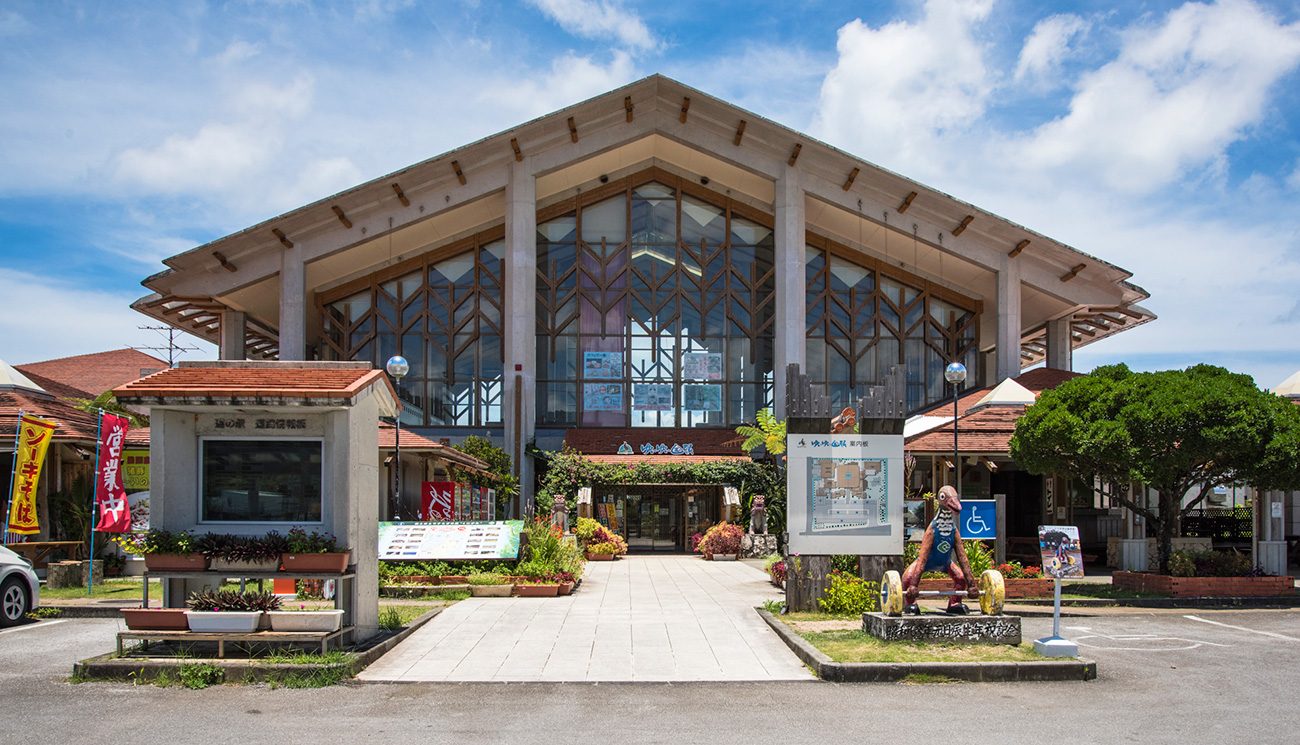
1,577 -> 29,627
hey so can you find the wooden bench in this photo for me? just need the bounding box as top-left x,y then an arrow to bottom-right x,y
5,541 -> 84,569
117,627 -> 353,658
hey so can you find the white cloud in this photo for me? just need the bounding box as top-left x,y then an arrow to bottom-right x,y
0,268 -> 214,365
814,0 -> 995,173
481,49 -> 637,120
212,40 -> 261,67
1014,13 -> 1089,86
1019,0 -> 1300,193
528,0 -> 658,52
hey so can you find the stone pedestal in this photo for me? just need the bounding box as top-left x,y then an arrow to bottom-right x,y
863,612 -> 1021,645
47,561 -> 81,588
82,559 -> 104,587
741,534 -> 778,559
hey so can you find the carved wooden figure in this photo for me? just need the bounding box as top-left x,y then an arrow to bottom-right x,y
901,485 -> 979,614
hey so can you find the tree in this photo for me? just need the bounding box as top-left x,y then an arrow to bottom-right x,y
451,435 -> 519,517
1010,364 -> 1300,574
72,390 -> 149,428
734,408 -> 787,456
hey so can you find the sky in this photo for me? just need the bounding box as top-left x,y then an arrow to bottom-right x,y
1,0 -> 1298,389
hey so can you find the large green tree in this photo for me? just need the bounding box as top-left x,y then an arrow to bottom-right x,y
1010,364 -> 1300,574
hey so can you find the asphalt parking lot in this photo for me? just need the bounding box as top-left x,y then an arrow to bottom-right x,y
3,610 -> 1298,744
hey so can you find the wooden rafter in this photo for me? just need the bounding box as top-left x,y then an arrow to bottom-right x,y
788,143 -> 802,166
392,183 -> 410,207
624,96 -> 634,123
510,137 -> 523,162
842,167 -> 859,191
1060,263 -> 1086,282
679,96 -> 690,123
734,120 -> 746,146
331,205 -> 352,229
567,116 -> 579,143
212,251 -> 237,273
1009,239 -> 1030,258
898,191 -> 917,214
271,228 -> 293,249
451,161 -> 466,186
952,215 -> 974,237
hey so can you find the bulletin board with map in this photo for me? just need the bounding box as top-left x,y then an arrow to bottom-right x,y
785,434 -> 903,555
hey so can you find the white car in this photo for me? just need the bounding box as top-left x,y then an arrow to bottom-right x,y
0,545 -> 40,626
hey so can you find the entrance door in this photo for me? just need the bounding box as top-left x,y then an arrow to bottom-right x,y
623,491 -> 682,552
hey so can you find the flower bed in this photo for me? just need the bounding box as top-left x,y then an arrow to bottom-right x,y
918,577 -> 1055,599
1112,571 -> 1294,598
696,521 -> 743,560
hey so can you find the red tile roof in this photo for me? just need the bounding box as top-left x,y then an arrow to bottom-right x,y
16,369 -> 94,401
906,367 -> 1081,455
580,454 -> 749,466
114,363 -> 395,403
0,390 -> 102,442
17,349 -> 166,399
377,425 -> 490,472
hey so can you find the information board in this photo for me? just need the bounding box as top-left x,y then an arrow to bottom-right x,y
378,520 -> 524,561
786,434 -> 904,555
1038,524 -> 1084,579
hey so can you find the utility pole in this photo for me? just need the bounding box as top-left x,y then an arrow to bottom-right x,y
132,326 -> 200,367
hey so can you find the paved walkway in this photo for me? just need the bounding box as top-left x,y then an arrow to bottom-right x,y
359,555 -> 812,682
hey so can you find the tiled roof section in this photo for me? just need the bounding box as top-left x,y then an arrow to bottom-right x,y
0,390 -> 102,442
581,454 -> 750,466
377,425 -> 490,473
114,364 -> 391,402
17,349 -> 166,399
18,370 -> 95,401
912,367 -> 1082,418
906,406 -> 1026,455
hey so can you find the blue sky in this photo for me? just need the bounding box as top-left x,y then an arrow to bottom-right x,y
1,0 -> 1298,389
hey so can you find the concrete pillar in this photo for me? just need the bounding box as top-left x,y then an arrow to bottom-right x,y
773,164 -> 806,418
1046,316 -> 1073,371
279,243 -> 307,361
503,157 -> 537,510
996,259 -> 1022,382
219,310 -> 247,360
1255,488 -> 1288,576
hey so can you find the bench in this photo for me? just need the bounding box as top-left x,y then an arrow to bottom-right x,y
116,627 -> 353,658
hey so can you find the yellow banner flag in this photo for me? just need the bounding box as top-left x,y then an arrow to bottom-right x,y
7,415 -> 56,536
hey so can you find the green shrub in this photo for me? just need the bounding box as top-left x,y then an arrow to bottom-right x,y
178,663 -> 224,689
467,571 -> 509,586
1168,549 -> 1256,577
1168,551 -> 1196,577
378,607 -> 405,631
818,570 -> 880,615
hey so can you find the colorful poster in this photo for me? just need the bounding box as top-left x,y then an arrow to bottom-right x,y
94,413 -> 133,533
682,352 -> 722,380
1039,525 -> 1085,579
421,481 -> 456,521
682,384 -> 722,412
583,383 -> 624,411
785,433 -> 904,555
583,351 -> 623,379
632,383 -> 673,410
7,414 -> 55,536
377,520 -> 525,560
122,449 -> 150,491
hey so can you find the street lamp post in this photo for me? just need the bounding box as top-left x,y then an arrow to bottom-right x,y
944,362 -> 968,495
385,355 -> 409,520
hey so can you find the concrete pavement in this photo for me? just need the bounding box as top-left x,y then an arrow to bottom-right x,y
359,555 -> 812,682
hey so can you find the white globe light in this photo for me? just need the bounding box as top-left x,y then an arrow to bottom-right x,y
944,361 -> 967,384
385,355 -> 410,378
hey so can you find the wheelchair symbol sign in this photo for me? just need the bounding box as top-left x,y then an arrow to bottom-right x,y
961,500 -> 996,539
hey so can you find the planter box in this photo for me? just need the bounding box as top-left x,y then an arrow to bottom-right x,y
919,577 -> 1054,599
437,575 -> 469,585
558,581 -> 575,596
184,611 -> 262,633
1113,571 -> 1295,598
209,558 -> 281,573
585,553 -> 615,561
280,552 -> 350,573
515,584 -> 560,597
265,610 -> 344,632
144,553 -> 208,572
469,584 -> 513,598
121,608 -> 189,631
708,553 -> 738,561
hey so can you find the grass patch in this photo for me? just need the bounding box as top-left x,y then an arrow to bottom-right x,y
264,666 -> 350,689
177,663 -> 224,689
779,610 -> 862,622
901,673 -> 961,685
261,650 -> 351,665
798,630 -> 1051,664
27,607 -> 63,619
40,579 -> 162,600
1060,583 -> 1158,600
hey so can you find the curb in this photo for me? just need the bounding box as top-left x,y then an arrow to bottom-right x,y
73,606 -> 446,682
757,609 -> 1096,683
1012,596 -> 1300,610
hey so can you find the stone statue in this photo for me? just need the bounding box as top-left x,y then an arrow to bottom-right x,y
749,494 -> 766,535
550,493 -> 568,529
901,485 -> 979,615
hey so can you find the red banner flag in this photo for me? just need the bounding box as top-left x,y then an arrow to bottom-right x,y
94,413 -> 132,533
421,481 -> 456,521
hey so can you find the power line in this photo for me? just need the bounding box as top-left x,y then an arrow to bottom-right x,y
132,325 -> 201,368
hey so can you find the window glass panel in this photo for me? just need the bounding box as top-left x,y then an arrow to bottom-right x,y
730,217 -> 771,246
539,216 -> 577,243
631,183 -> 675,244
680,196 -> 724,247
202,440 -> 322,523
581,196 -> 627,245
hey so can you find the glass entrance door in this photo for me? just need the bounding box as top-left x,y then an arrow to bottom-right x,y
622,492 -> 682,552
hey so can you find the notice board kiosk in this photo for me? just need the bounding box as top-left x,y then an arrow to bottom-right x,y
114,360 -> 397,639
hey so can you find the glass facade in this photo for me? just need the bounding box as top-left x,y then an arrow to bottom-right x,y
805,242 -> 979,411
535,180 -> 776,428
321,237 -> 505,427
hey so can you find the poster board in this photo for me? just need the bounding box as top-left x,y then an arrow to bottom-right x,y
786,433 -> 904,554
1038,525 -> 1084,578
583,383 -> 624,411
682,352 -> 722,380
378,520 -> 524,560
583,351 -> 622,379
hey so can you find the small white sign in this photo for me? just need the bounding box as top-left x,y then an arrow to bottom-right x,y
1271,502 -> 1284,519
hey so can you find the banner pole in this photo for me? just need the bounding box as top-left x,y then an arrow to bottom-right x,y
2,411 -> 25,546
88,410 -> 103,595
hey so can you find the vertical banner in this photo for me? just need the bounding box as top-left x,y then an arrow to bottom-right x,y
7,415 -> 56,536
421,481 -> 456,521
94,413 -> 133,533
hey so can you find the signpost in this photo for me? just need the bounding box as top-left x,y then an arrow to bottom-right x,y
377,520 -> 524,561
1034,524 -> 1084,657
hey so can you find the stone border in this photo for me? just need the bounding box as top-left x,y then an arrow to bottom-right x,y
73,607 -> 446,682
1010,596 -> 1300,610
757,610 -> 1096,683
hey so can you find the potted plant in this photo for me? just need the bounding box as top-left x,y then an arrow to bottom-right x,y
266,602 -> 346,632
114,530 -> 207,572
585,542 -> 619,561
184,590 -> 280,633
281,528 -> 351,573
467,571 -> 514,597
199,532 -> 287,573
514,578 -> 561,597
576,517 -> 627,560
554,570 -> 576,596
120,606 -> 189,630
696,522 -> 743,560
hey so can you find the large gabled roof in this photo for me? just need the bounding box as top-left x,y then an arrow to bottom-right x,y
17,348 -> 167,399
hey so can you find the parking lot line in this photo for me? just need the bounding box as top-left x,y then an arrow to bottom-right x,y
1183,615 -> 1300,642
0,619 -> 66,635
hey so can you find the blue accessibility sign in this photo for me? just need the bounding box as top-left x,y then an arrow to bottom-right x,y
961,500 -> 997,540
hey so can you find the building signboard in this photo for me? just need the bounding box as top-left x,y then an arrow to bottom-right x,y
786,434 -> 904,555
378,520 -> 524,560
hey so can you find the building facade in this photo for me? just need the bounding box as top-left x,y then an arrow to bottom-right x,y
132,76 -> 1152,524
